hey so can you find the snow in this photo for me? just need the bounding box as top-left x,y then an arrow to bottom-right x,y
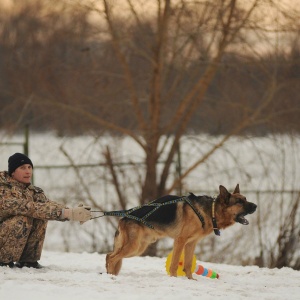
0,251 -> 299,300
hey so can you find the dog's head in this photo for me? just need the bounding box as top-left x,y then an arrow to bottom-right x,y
218,184 -> 257,225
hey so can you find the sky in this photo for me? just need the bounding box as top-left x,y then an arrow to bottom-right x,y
0,251 -> 299,300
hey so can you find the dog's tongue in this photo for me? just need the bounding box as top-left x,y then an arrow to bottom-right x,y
237,215 -> 249,225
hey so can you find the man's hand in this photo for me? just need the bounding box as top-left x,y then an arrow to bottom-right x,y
63,203 -> 92,224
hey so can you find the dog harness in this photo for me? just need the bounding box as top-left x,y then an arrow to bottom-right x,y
91,196 -> 213,235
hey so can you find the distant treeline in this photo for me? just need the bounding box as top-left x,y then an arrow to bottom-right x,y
0,1 -> 299,136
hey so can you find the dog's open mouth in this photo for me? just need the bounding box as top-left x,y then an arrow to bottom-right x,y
236,213 -> 249,225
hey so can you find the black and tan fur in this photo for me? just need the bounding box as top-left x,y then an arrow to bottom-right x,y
106,184 -> 257,279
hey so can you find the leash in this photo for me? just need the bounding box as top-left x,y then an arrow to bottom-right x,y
90,195 -> 206,230
90,209 -> 156,229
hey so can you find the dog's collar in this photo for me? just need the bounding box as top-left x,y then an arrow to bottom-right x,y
212,199 -> 221,236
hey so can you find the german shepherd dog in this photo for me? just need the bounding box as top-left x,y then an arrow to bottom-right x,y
106,184 -> 257,279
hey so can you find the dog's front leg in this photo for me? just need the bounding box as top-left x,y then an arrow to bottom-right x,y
169,237 -> 186,277
183,241 -> 197,280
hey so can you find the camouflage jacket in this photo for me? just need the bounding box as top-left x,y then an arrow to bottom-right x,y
0,171 -> 66,221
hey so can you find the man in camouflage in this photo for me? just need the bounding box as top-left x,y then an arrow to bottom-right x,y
0,153 -> 92,269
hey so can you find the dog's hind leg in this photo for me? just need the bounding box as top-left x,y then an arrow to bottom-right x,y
169,236 -> 187,277
106,225 -> 126,275
183,241 -> 197,279
113,258 -> 122,275
107,235 -> 151,275
106,252 -> 122,275
106,251 -> 123,275
106,220 -> 150,275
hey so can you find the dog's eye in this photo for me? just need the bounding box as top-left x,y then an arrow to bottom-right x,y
237,198 -> 244,204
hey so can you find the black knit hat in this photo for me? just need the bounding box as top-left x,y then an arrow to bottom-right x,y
8,153 -> 33,176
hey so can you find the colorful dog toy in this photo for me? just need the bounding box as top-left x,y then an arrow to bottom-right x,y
194,264 -> 219,279
165,251 -> 219,279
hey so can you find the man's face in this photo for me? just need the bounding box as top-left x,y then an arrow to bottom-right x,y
12,164 -> 33,184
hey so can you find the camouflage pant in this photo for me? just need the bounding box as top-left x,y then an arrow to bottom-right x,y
0,216 -> 47,263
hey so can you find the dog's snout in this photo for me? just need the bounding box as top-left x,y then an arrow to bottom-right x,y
248,203 -> 257,214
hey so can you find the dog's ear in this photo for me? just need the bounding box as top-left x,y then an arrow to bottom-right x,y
233,184 -> 240,194
219,185 -> 230,203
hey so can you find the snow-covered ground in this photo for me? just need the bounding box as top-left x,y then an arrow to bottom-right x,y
0,132 -> 299,298
0,251 -> 299,300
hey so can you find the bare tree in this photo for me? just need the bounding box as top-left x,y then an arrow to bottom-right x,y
44,0 -> 299,200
